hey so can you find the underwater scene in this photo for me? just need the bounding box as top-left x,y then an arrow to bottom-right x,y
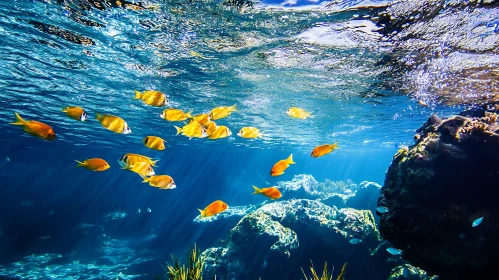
0,0 -> 498,279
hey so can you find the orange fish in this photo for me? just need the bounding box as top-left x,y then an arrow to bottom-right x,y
311,143 -> 339,158
134,90 -> 168,107
75,158 -> 110,171
143,136 -> 166,151
252,186 -> 282,200
9,112 -> 56,141
198,200 -> 228,218
271,154 -> 295,176
62,106 -> 87,121
141,175 -> 176,190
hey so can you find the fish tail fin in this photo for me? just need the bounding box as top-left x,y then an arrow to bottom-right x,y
140,175 -> 149,183
10,112 -> 27,126
174,126 -> 182,136
62,107 -> 68,113
185,111 -> 193,119
230,104 -> 237,111
121,164 -> 131,170
133,90 -> 142,100
258,132 -> 264,138
286,154 -> 295,164
75,160 -> 85,168
95,113 -> 102,121
330,143 -> 339,150
198,209 -> 206,218
252,186 -> 261,194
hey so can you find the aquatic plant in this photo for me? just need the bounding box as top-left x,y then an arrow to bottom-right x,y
301,260 -> 347,280
159,244 -> 205,280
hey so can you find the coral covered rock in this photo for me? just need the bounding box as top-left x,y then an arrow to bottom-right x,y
378,104 -> 499,278
202,199 -> 383,280
388,264 -> 437,280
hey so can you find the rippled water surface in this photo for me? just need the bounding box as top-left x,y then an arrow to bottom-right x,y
0,0 -> 468,279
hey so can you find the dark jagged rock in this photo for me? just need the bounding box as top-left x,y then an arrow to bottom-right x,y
378,105 -> 499,279
202,199 -> 383,280
30,21 -> 95,46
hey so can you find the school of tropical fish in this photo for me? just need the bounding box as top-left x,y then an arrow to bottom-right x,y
9,90 -> 339,219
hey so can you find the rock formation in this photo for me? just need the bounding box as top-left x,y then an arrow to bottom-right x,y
378,105 -> 499,278
201,199 -> 383,280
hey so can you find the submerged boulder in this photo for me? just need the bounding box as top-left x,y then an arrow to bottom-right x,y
388,264 -> 438,280
378,105 -> 499,278
202,199 -> 383,280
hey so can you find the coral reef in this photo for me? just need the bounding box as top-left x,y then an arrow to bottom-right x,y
201,199 -> 383,280
387,264 -> 437,280
378,104 -> 499,278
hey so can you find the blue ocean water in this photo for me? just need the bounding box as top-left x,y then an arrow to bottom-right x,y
0,0 -> 464,279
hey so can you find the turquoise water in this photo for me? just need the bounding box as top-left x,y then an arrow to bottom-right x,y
0,0 -> 463,279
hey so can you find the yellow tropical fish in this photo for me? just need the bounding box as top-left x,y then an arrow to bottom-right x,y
96,113 -> 131,134
209,104 -> 236,120
62,106 -> 87,121
205,121 -> 217,136
9,112 -> 56,141
134,90 -> 168,107
143,136 -> 166,151
192,114 -> 212,126
75,158 -> 110,171
208,126 -> 232,140
198,200 -> 228,218
252,186 -> 282,200
160,109 -> 192,121
190,51 -> 204,58
141,175 -> 176,190
122,161 -> 155,176
271,154 -> 295,176
311,143 -> 339,158
286,107 -> 311,119
118,153 -> 158,168
237,127 -> 262,138
418,100 -> 429,107
174,121 -> 208,139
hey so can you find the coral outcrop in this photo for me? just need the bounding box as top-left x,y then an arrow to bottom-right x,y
201,199 -> 383,280
378,104 -> 499,278
388,264 -> 437,280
